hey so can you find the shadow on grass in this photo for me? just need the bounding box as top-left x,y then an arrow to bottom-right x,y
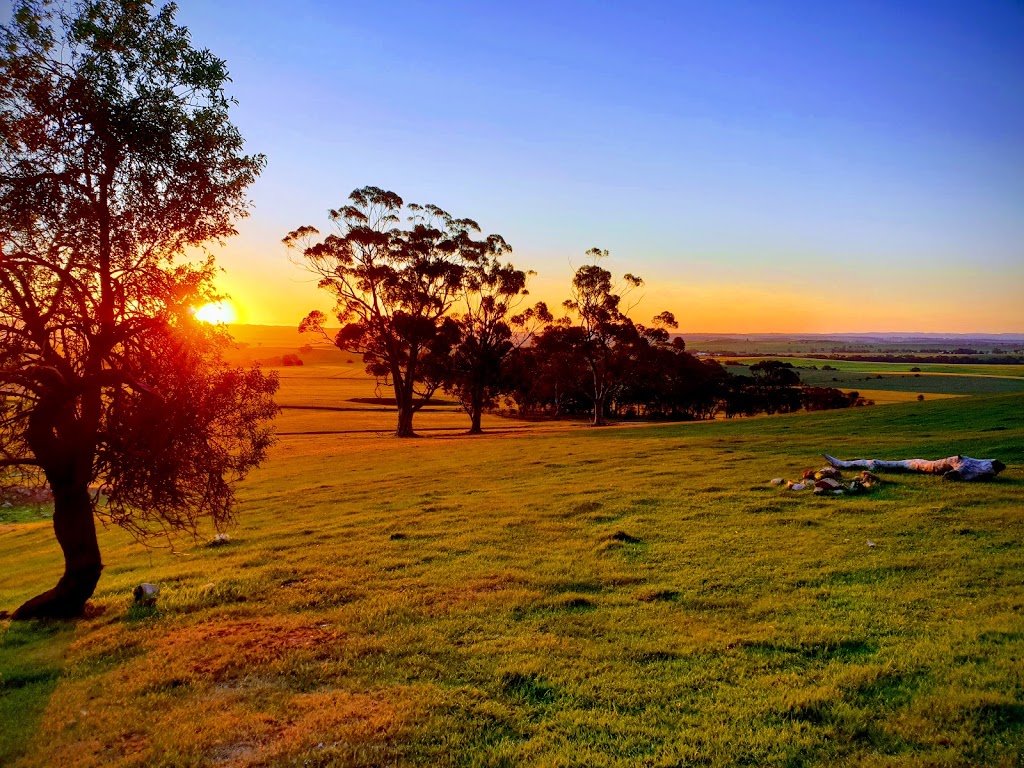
0,620 -> 75,764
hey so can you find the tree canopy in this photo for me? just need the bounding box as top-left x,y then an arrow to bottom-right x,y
0,0 -> 277,619
286,186 -> 512,437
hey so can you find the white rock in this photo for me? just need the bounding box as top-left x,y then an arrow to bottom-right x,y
133,583 -> 160,605
770,478 -> 784,485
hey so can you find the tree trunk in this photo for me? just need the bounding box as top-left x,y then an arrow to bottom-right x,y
391,374 -> 418,437
468,385 -> 484,434
824,454 -> 1006,482
395,402 -> 416,437
592,393 -> 607,426
12,478 -> 102,620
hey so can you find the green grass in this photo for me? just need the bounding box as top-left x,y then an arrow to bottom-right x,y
1,369 -> 1022,766
730,356 -> 1024,379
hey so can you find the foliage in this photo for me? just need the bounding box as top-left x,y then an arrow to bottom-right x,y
286,186 -> 509,437
0,0 -> 276,618
441,246 -> 551,432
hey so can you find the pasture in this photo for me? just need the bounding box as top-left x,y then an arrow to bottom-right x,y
1,361 -> 1022,766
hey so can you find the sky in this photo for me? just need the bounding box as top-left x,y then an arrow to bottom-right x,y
7,0 -> 1024,332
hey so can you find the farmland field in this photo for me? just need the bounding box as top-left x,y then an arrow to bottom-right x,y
1,362 -> 1023,767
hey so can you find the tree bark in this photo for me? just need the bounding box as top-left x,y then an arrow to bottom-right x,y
468,385 -> 484,434
592,393 -> 607,426
824,454 -> 1006,482
12,477 -> 102,620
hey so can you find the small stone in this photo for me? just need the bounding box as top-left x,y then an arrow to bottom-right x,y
770,478 -> 784,485
1,501 -> 12,509
133,583 -> 159,606
208,533 -> 231,547
867,540 -> 876,548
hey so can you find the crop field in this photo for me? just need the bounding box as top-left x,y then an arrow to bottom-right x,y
723,359 -> 1024,406
1,364 -> 1023,767
728,357 -> 1024,380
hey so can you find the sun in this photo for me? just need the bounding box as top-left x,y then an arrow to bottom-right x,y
193,300 -> 237,325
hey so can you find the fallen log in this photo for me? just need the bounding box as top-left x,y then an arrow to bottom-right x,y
823,454 -> 1005,482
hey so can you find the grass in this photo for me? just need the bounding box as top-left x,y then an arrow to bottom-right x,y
729,356 -> 1024,379
1,365 -> 1022,766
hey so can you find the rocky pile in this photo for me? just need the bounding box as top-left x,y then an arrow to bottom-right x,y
769,466 -> 882,496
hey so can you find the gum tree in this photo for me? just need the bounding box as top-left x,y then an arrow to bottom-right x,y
444,248 -> 551,433
286,187 -> 507,437
0,1 -> 277,619
562,249 -> 644,426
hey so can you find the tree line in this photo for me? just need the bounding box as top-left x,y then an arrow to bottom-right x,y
286,189 -> 868,436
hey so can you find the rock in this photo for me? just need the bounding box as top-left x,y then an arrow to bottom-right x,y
208,532 -> 231,547
770,478 -> 784,485
1,501 -> 11,509
786,482 -> 807,491
815,478 -> 842,491
133,583 -> 159,606
814,467 -> 842,481
867,540 -> 876,548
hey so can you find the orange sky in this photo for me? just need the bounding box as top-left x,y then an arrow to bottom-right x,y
207,232 -> 1024,335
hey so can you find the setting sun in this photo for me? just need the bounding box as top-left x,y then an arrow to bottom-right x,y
193,300 -> 237,325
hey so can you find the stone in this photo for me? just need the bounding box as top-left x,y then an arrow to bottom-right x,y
133,583 -> 159,606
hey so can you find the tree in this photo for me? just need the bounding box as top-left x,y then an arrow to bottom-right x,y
749,360 -> 802,414
444,248 -> 550,433
0,1 -> 277,619
561,249 -> 644,426
286,187 -> 508,437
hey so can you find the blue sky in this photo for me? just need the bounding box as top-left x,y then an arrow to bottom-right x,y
6,0 -> 1024,330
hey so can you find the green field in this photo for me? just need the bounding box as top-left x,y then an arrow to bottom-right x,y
1,366 -> 1023,766
728,357 -> 1024,380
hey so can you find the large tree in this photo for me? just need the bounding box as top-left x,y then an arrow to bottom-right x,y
561,249 -> 644,426
444,249 -> 550,433
0,0 -> 277,619
286,187 -> 508,437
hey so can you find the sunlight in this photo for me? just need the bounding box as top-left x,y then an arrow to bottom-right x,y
193,300 -> 237,325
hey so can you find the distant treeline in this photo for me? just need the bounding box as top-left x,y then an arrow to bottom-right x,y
499,353 -> 869,421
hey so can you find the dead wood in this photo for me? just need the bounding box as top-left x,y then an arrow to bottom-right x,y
823,454 -> 1006,482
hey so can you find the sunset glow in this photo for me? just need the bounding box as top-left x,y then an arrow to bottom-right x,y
177,1 -> 1023,334
193,301 -> 237,325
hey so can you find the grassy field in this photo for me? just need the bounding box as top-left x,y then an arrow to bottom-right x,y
728,357 -> 1024,380
721,358 -> 1024,408
1,364 -> 1023,766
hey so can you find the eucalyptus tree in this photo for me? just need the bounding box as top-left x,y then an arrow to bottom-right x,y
286,187 -> 511,437
0,1 -> 277,619
562,249 -> 645,426
445,248 -> 551,433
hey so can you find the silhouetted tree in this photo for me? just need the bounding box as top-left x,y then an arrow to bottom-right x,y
502,326 -> 590,418
443,246 -> 551,433
801,386 -> 863,411
286,187 -> 505,437
749,360 -> 802,414
0,0 -> 277,619
562,249 -> 644,426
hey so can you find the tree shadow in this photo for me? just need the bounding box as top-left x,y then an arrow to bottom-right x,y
0,620 -> 75,764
